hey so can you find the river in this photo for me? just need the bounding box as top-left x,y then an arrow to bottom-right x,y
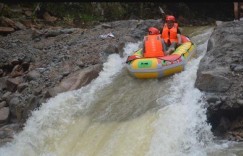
0,26 -> 242,156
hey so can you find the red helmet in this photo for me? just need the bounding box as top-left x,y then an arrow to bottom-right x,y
148,27 -> 159,35
166,15 -> 176,22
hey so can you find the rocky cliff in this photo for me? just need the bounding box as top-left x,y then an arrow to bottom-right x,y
195,20 -> 243,141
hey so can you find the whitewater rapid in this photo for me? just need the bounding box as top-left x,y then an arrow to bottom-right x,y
0,26 -> 241,156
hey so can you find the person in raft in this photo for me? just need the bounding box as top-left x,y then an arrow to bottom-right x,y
142,27 -> 166,58
161,15 -> 182,55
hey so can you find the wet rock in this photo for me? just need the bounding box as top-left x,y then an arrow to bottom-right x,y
43,90 -> 51,98
208,100 -> 223,112
0,101 -> 6,109
215,21 -> 224,26
233,65 -> 243,72
31,28 -> 43,39
9,96 -> 20,117
27,96 -> 39,112
60,28 -> 78,34
6,77 -> 23,92
215,117 -> 231,134
195,71 -> 232,92
62,71 -> 70,77
0,138 -> 13,147
47,64 -> 102,97
236,99 -> 243,105
130,29 -> 145,39
230,63 -> 238,71
0,123 -> 21,146
206,95 -> 220,103
10,64 -> 24,78
44,30 -> 61,38
104,44 -> 119,54
24,10 -> 32,17
0,69 -> 3,77
20,19 -> 33,28
22,62 -> 31,71
101,23 -> 112,28
10,59 -> 20,66
43,12 -> 57,22
26,70 -> 41,81
0,17 -> 16,28
230,117 -> 243,130
0,107 -> 10,124
220,96 -> 228,102
0,77 -> 7,90
77,61 -> 85,68
2,92 -> 11,101
17,83 -> 28,93
0,27 -> 15,34
33,87 -> 42,96
117,42 -> 125,54
15,95 -> 41,122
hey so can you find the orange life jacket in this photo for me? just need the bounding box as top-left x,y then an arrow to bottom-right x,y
143,35 -> 165,58
161,23 -> 178,44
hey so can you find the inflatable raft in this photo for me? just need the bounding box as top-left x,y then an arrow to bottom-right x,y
126,35 -> 196,79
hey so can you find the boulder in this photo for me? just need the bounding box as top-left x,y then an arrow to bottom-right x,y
47,64 -> 102,97
0,77 -> 7,90
0,123 -> 21,146
10,64 -> 24,78
0,101 -> 6,109
8,97 -> 20,118
18,95 -> 40,122
233,65 -> 243,72
0,27 -> 15,34
15,22 -> 26,30
101,23 -> 112,29
24,10 -> 32,17
104,44 -> 119,54
43,12 -> 57,22
195,71 -> 232,92
33,87 -> 42,96
0,107 -> 9,124
6,77 -> 23,92
26,70 -> 41,81
0,17 -> 16,28
2,92 -> 11,101
17,83 -> 28,93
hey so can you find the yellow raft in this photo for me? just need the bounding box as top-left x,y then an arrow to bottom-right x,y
126,41 -> 196,79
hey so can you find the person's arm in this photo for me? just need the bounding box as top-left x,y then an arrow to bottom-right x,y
166,42 -> 176,55
177,34 -> 182,45
177,28 -> 182,45
160,27 -> 163,36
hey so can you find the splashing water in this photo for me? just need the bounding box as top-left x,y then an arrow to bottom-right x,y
1,26 -> 241,156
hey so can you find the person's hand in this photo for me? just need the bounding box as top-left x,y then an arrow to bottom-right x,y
166,48 -> 174,55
